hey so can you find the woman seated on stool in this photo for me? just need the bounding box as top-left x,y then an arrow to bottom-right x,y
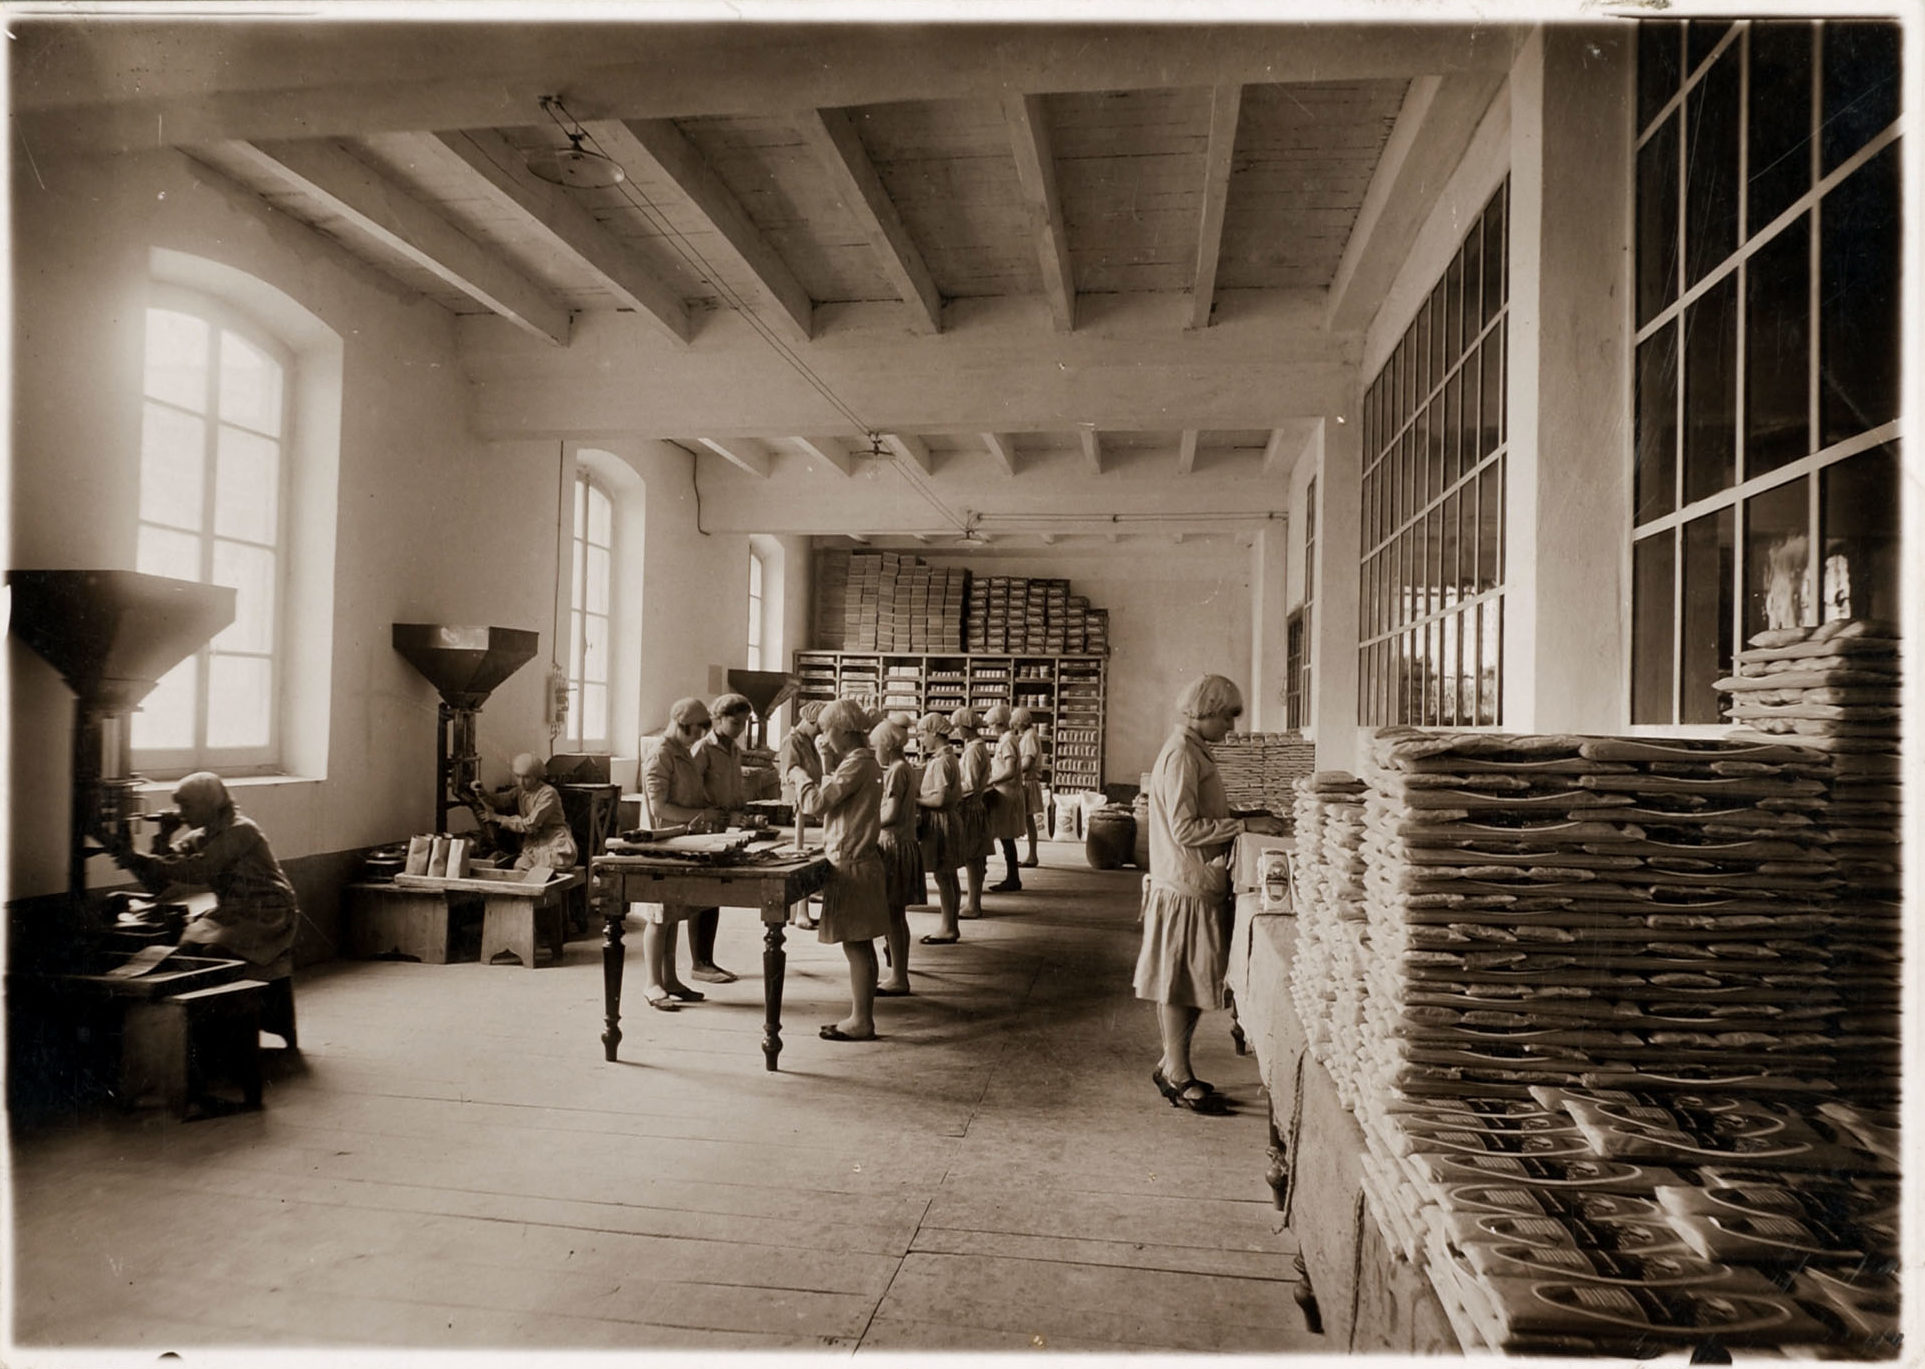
470,752 -> 579,870
638,697 -> 729,1011
789,699 -> 891,1042
112,771 -> 298,981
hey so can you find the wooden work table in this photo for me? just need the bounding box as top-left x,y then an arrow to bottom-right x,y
590,849 -> 832,1071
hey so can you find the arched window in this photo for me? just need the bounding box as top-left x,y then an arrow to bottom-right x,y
565,468 -> 614,750
746,547 -> 767,670
132,286 -> 291,771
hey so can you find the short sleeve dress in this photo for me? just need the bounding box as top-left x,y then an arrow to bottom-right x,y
877,757 -> 925,912
917,746 -> 963,873
985,730 -> 1027,842
956,737 -> 993,861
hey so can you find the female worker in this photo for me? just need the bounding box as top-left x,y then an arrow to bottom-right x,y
871,717 -> 920,996
779,700 -> 827,929
470,752 -> 578,870
983,703 -> 1026,892
112,771 -> 299,978
686,691 -> 754,983
1135,675 -> 1285,1114
914,713 -> 965,945
949,706 -> 991,918
789,699 -> 890,1042
1013,706 -> 1044,868
638,697 -> 728,1011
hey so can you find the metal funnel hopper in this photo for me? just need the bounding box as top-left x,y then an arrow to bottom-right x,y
8,570 -> 236,711
726,669 -> 797,721
392,624 -> 541,708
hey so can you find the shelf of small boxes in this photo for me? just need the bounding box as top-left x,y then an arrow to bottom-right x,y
1284,726 -> 1899,1358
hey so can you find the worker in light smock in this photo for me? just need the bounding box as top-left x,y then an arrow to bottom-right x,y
914,713 -> 965,944
470,752 -> 579,871
983,702 -> 1026,892
685,691 -> 753,984
638,697 -> 728,1011
778,700 -> 827,929
1134,675 -> 1285,1114
789,698 -> 891,1042
871,717 -> 921,996
1014,706 -> 1044,869
950,706 -> 992,918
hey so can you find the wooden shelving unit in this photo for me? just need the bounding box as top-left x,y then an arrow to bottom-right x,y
793,650 -> 1107,791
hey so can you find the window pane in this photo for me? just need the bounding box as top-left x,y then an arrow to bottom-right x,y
582,683 -> 608,743
1481,190 -> 1506,325
1477,460 -> 1503,590
1684,48 -> 1741,287
1631,532 -> 1677,724
1744,477 -> 1812,639
131,657 -> 198,750
573,475 -> 587,538
588,484 -> 612,546
1429,280 -> 1447,386
583,611 -> 608,683
1682,273 -> 1738,504
1687,20 -> 1734,74
1637,113 -> 1682,327
1478,597 -> 1502,725
1445,250 -> 1465,366
586,544 -> 610,614
1821,21 -> 1900,174
571,539 -> 584,611
1479,331 -> 1504,457
1639,20 -> 1684,133
218,331 -> 284,437
565,683 -> 582,746
569,610 -> 584,684
1820,142 -> 1900,446
749,552 -> 764,598
137,524 -> 201,581
1744,216 -> 1811,477
1415,399 -> 1434,511
212,540 -> 276,653
1819,443 -> 1900,624
1748,22 -> 1814,234
144,309 -> 209,411
1681,507 -> 1735,723
140,403 -> 206,531
215,425 -> 280,543
206,654 -> 272,749
1635,324 -> 1679,522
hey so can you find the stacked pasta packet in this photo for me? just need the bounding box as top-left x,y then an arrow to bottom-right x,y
1284,727 -> 1899,1356
1287,772 -> 1367,1094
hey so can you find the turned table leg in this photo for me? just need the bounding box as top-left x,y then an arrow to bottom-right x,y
762,918 -> 787,1072
601,896 -> 626,1062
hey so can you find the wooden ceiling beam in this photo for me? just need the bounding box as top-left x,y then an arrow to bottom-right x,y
881,432 -> 934,474
792,435 -> 857,477
586,118 -> 814,343
1189,83 -> 1242,332
696,436 -> 773,478
1326,71 -> 1507,333
797,107 -> 943,333
1078,426 -> 1103,476
1177,429 -> 1201,476
1003,93 -> 1076,333
981,433 -> 1019,475
416,128 -> 691,345
221,137 -> 572,345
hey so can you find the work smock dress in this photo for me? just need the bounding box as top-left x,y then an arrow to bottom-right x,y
794,744 -> 891,944
985,730 -> 1027,842
482,781 -> 579,870
877,756 -> 925,912
917,744 -> 963,873
640,732 -> 710,924
956,736 -> 993,862
128,816 -> 299,978
1019,728 -> 1045,818
1132,724 -> 1243,1010
778,729 -> 822,809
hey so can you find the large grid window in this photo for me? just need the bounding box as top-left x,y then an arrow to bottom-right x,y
1358,181 -> 1509,727
747,548 -> 766,671
132,290 -> 290,772
564,470 -> 613,750
1286,477 -> 1317,730
1632,19 -> 1902,724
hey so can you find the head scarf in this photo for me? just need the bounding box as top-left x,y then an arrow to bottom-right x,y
984,702 -> 1012,729
918,712 -> 954,745
510,752 -> 546,780
710,692 -> 754,721
869,718 -> 907,756
949,705 -> 979,733
1176,674 -> 1243,722
669,696 -> 712,730
174,771 -> 235,829
818,698 -> 869,740
798,700 -> 827,726
1010,706 -> 1033,729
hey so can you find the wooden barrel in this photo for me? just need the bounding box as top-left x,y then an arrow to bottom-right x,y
1084,805 -> 1136,870
1130,793 -> 1152,871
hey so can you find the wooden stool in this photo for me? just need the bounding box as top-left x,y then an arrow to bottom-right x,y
479,894 -> 568,968
121,979 -> 266,1117
259,974 -> 298,1050
345,882 -> 455,962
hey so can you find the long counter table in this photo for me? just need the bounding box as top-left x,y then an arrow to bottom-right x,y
590,850 -> 832,1072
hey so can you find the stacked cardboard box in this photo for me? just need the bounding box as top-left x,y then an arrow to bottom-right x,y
814,551 -> 849,650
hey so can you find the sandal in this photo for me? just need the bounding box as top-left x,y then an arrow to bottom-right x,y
875,985 -> 911,997
1153,1068 -> 1227,1113
663,985 -> 705,1003
819,1025 -> 876,1042
644,992 -> 680,1012
920,933 -> 960,945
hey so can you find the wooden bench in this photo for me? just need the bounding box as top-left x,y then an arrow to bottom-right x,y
121,978 -> 266,1118
394,868 -> 586,969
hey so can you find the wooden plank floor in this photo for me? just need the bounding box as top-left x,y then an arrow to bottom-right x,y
10,845 -> 1320,1355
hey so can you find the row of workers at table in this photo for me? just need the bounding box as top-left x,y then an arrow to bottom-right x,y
640,692 -> 1046,1041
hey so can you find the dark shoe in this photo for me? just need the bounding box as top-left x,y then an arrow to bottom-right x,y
989,880 -> 1022,893
819,1025 -> 876,1042
664,985 -> 706,1002
1020,857 -> 1040,868
644,992 -> 680,1012
875,986 -> 911,997
920,933 -> 960,945
1153,1067 -> 1227,1113
689,965 -> 736,984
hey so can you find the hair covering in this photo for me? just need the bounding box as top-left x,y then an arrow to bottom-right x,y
888,710 -> 918,728
869,718 -> 907,755
797,700 -> 827,726
510,752 -> 546,779
1176,674 -> 1244,721
710,692 -> 754,719
983,702 -> 1012,729
818,698 -> 870,739
949,705 -> 980,732
669,696 -> 712,728
174,771 -> 235,826
1010,706 -> 1034,728
918,711 -> 954,744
